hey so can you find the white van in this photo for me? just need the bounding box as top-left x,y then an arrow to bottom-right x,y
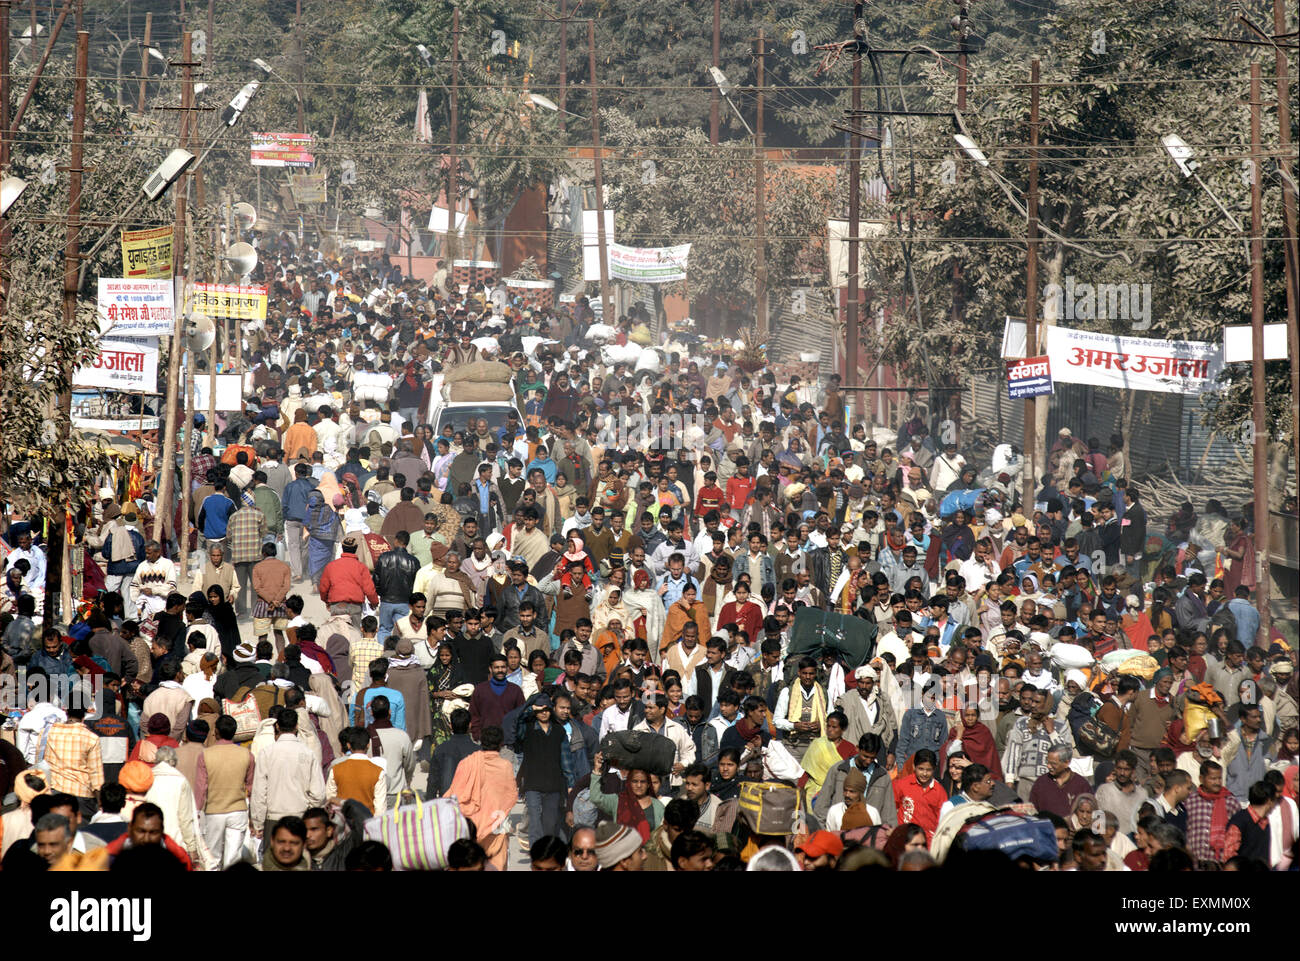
425,374 -> 523,438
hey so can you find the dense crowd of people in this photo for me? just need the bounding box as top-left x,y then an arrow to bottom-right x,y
1,243 -> 1296,873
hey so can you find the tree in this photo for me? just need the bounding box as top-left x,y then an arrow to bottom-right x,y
855,0 -> 1293,478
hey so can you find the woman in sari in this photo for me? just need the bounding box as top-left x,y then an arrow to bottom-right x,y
204,585 -> 241,661
303,490 -> 341,587
431,437 -> 454,492
426,642 -> 471,747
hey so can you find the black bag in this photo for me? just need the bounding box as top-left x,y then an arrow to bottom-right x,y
599,729 -> 676,777
1069,693 -> 1120,758
497,332 -> 524,355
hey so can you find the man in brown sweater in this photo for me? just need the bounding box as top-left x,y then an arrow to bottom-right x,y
203,714 -> 255,869
1097,674 -> 1141,751
252,542 -> 293,648
1124,668 -> 1178,781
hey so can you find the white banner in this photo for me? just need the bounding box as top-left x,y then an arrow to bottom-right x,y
1222,323 -> 1288,363
607,243 -> 690,284
191,373 -> 244,412
1046,326 -> 1224,396
581,209 -> 615,282
827,219 -> 888,288
97,279 -> 175,336
428,205 -> 468,235
73,337 -> 159,391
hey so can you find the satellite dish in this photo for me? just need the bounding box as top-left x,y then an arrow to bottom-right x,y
224,241 -> 258,277
233,201 -> 257,229
186,314 -> 216,353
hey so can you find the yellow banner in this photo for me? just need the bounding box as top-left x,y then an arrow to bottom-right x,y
120,226 -> 174,278
188,283 -> 268,320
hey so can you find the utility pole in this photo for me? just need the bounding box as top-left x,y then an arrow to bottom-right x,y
588,17 -> 612,322
754,27 -> 767,339
207,0 -> 214,68
154,31 -> 194,545
558,0 -> 567,136
294,0 -> 305,134
1275,0 -> 1300,488
951,1 -> 971,444
50,29 -> 87,622
137,11 -> 151,113
446,5 -> 459,265
1023,58 -> 1040,504
846,33 -> 862,422
710,0 -> 720,145
1249,62 -> 1272,645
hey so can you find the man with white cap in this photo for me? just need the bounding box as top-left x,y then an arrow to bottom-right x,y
213,642 -> 265,702
592,822 -> 646,871
836,664 -> 897,751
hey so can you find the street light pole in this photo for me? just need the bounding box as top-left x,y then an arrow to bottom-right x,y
588,18 -> 612,322
154,31 -> 194,545
1023,58 -> 1040,507
1248,63 -> 1272,645
49,28 -> 87,623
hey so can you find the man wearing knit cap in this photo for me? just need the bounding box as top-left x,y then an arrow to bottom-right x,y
593,822 -> 646,871
213,642 -> 264,702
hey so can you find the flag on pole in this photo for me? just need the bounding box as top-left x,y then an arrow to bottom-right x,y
415,89 -> 433,144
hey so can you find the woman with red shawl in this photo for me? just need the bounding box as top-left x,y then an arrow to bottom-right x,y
588,752 -> 663,841
128,713 -> 179,763
944,704 -> 1003,781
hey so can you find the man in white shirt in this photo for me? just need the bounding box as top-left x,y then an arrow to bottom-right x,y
632,693 -> 695,790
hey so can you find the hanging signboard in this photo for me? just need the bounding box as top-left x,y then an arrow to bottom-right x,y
73,337 -> 159,392
289,171 -> 328,205
251,132 -> 315,168
72,390 -> 160,432
1006,355 -> 1054,400
1045,326 -> 1224,396
97,278 -> 175,336
120,225 -> 173,278
191,374 -> 244,412
187,283 -> 268,320
607,243 -> 691,284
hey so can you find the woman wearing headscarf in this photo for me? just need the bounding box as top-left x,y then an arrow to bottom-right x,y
946,703 -> 1003,781
591,583 -> 633,635
204,585 -> 241,661
941,509 -> 976,564
622,568 -> 664,657
426,642 -> 471,747
304,489 -> 341,587
588,754 -> 663,842
882,823 -> 928,869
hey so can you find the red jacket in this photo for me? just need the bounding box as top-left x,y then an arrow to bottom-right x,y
893,774 -> 948,841
319,553 -> 379,607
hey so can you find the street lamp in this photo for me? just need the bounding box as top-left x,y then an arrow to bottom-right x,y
1159,133 -> 1244,232
953,133 -> 988,167
528,92 -> 585,120
706,66 -> 755,137
1,177 -> 28,216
